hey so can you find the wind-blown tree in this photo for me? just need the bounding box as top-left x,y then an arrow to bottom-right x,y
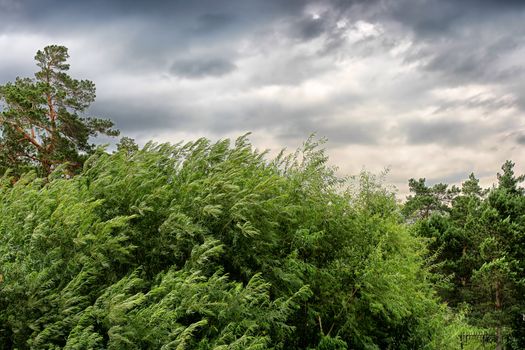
0,135 -> 464,349
0,45 -> 118,177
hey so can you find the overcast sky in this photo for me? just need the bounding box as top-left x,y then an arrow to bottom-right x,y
1,0 -> 524,195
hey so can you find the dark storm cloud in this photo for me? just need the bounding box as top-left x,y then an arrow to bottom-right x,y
375,0 -> 525,83
195,13 -> 237,33
5,0 -> 521,88
403,32 -> 525,86
375,0 -> 525,37
170,57 -> 236,79
0,0 -> 369,73
0,0 -> 308,71
291,16 -> 327,41
0,0 -> 306,31
301,0 -> 525,93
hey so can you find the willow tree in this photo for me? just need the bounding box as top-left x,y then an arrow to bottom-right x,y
0,45 -> 118,176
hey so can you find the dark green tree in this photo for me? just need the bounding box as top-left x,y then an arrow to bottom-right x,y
404,174 -> 485,310
472,161 -> 525,349
116,136 -> 139,155
406,162 -> 525,349
403,178 -> 460,220
0,45 -> 118,177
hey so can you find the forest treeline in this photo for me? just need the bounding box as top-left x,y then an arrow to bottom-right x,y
0,46 -> 523,349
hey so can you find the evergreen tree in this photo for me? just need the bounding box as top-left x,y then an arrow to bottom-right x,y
406,162 -> 525,349
473,161 -> 525,349
403,178 -> 460,219
0,45 -> 118,177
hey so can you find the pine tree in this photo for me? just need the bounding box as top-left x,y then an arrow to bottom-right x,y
473,161 -> 525,349
406,162 -> 525,348
0,45 -> 118,177
403,178 -> 460,219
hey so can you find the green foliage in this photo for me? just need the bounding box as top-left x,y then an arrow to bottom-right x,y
406,161 -> 525,348
403,178 -> 460,219
0,45 -> 118,177
0,135 -> 460,349
316,336 -> 347,350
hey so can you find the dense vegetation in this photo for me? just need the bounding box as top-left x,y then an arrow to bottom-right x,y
404,162 -> 525,349
1,136 -> 469,349
1,46 -> 524,349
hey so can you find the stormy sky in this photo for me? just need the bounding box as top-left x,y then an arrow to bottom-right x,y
1,0 -> 524,194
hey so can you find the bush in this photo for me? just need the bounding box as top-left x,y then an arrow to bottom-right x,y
0,135 -> 462,349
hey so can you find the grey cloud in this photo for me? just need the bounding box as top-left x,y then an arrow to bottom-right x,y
0,65 -> 33,83
516,134 -> 525,145
402,119 -> 491,146
377,0 -> 525,38
384,1 -> 525,80
0,0 -> 307,32
200,94 -> 379,146
249,53 -> 332,86
0,0 -> 309,74
285,5 -> 372,56
99,84 -> 374,147
427,171 -> 472,186
90,99 -> 192,133
0,0 -> 20,11
195,13 -> 236,33
292,16 -> 327,41
170,57 -> 236,79
419,36 -> 525,85
277,119 -> 381,146
427,169 -> 494,186
432,93 -> 517,115
310,0 -> 522,100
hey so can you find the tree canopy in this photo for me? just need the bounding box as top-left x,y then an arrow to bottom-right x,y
405,162 -> 525,349
0,136 -> 466,349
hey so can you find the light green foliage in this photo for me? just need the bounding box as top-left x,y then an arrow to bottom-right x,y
0,135 -> 459,349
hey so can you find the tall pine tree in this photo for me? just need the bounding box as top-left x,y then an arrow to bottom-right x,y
0,45 -> 118,177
